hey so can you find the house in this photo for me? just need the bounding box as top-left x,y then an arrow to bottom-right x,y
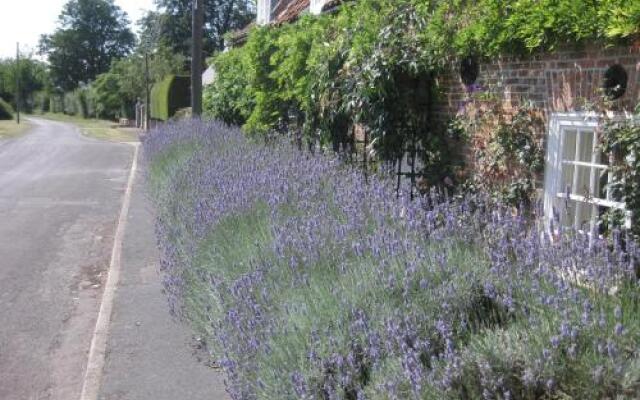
256,0 -> 339,25
202,66 -> 216,86
437,47 -> 639,232
239,1 -> 640,233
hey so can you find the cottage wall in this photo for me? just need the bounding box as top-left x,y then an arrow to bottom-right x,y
432,45 -> 640,222
435,45 -> 640,122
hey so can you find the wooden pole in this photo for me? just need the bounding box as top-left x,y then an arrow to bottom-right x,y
15,42 -> 20,124
145,52 -> 150,130
191,0 -> 204,117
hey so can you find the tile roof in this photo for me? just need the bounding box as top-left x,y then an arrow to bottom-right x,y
272,0 -> 310,24
227,0 -> 353,48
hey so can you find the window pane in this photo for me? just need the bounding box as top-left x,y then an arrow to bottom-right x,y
561,199 -> 596,231
561,163 -> 574,195
562,165 -> 590,196
577,130 -> 594,162
562,129 -> 577,162
576,202 -> 595,230
550,121 -> 621,232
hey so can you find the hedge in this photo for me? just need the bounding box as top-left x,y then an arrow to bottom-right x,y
204,0 -> 640,138
0,97 -> 14,120
150,75 -> 191,121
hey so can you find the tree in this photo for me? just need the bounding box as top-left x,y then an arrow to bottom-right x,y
91,47 -> 187,119
0,55 -> 51,112
39,0 -> 135,91
139,0 -> 255,58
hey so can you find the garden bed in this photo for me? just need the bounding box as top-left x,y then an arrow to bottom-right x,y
144,120 -> 639,399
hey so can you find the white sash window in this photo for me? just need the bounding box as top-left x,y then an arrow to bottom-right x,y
544,113 -> 630,234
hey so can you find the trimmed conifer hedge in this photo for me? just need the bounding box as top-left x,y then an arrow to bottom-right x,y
150,75 -> 191,121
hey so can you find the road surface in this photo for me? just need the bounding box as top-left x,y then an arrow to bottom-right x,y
0,118 -> 227,400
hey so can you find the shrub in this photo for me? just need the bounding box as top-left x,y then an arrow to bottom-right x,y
92,72 -> 125,119
63,86 -> 94,118
150,75 -> 190,121
203,48 -> 253,126
602,104 -> 640,237
49,93 -> 64,114
144,119 -> 640,399
0,97 -> 14,120
207,0 -> 640,136
33,91 -> 50,114
205,0 -> 638,184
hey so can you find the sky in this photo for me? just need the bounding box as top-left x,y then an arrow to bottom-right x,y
0,0 -> 155,59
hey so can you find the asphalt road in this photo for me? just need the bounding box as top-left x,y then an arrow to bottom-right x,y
0,118 -> 133,399
0,119 -> 227,400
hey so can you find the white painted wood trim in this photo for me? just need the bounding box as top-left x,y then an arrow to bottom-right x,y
544,111 -> 635,232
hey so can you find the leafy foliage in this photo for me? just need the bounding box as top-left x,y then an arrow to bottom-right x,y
0,55 -> 51,113
140,0 -> 255,58
205,0 -> 638,183
603,0 -> 640,39
456,97 -> 545,209
602,105 -> 640,237
0,97 -> 14,120
92,72 -> 127,119
90,47 -> 187,119
39,0 -> 135,91
151,75 -> 191,121
203,48 -> 253,125
63,85 -> 94,118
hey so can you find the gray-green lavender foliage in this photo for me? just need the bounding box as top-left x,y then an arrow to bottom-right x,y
144,119 -> 640,399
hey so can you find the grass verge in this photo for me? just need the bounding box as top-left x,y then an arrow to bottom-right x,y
35,113 -> 139,142
0,119 -> 31,140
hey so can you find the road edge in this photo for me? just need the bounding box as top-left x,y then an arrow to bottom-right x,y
79,142 -> 140,400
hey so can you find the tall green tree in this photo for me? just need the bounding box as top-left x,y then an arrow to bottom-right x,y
91,46 -> 187,119
39,0 -> 135,91
0,56 -> 51,112
139,0 -> 255,58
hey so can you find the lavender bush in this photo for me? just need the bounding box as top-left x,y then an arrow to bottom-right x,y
144,119 -> 640,399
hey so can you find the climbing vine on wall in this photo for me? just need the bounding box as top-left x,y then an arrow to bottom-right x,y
456,95 -> 545,209
203,0 -> 638,189
601,104 -> 640,237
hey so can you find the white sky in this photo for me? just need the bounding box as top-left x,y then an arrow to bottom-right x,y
0,0 -> 156,59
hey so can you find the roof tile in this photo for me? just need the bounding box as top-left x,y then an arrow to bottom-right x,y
273,0 -> 310,24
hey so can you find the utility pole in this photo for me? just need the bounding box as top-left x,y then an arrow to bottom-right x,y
15,42 -> 20,125
191,0 -> 204,117
145,52 -> 151,130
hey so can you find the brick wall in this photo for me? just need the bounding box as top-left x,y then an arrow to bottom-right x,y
435,45 -> 640,122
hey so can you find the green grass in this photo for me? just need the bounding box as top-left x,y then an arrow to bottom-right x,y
35,112 -> 139,142
0,119 -> 31,139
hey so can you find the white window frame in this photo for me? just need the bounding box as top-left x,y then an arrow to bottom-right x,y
544,112 -> 632,235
